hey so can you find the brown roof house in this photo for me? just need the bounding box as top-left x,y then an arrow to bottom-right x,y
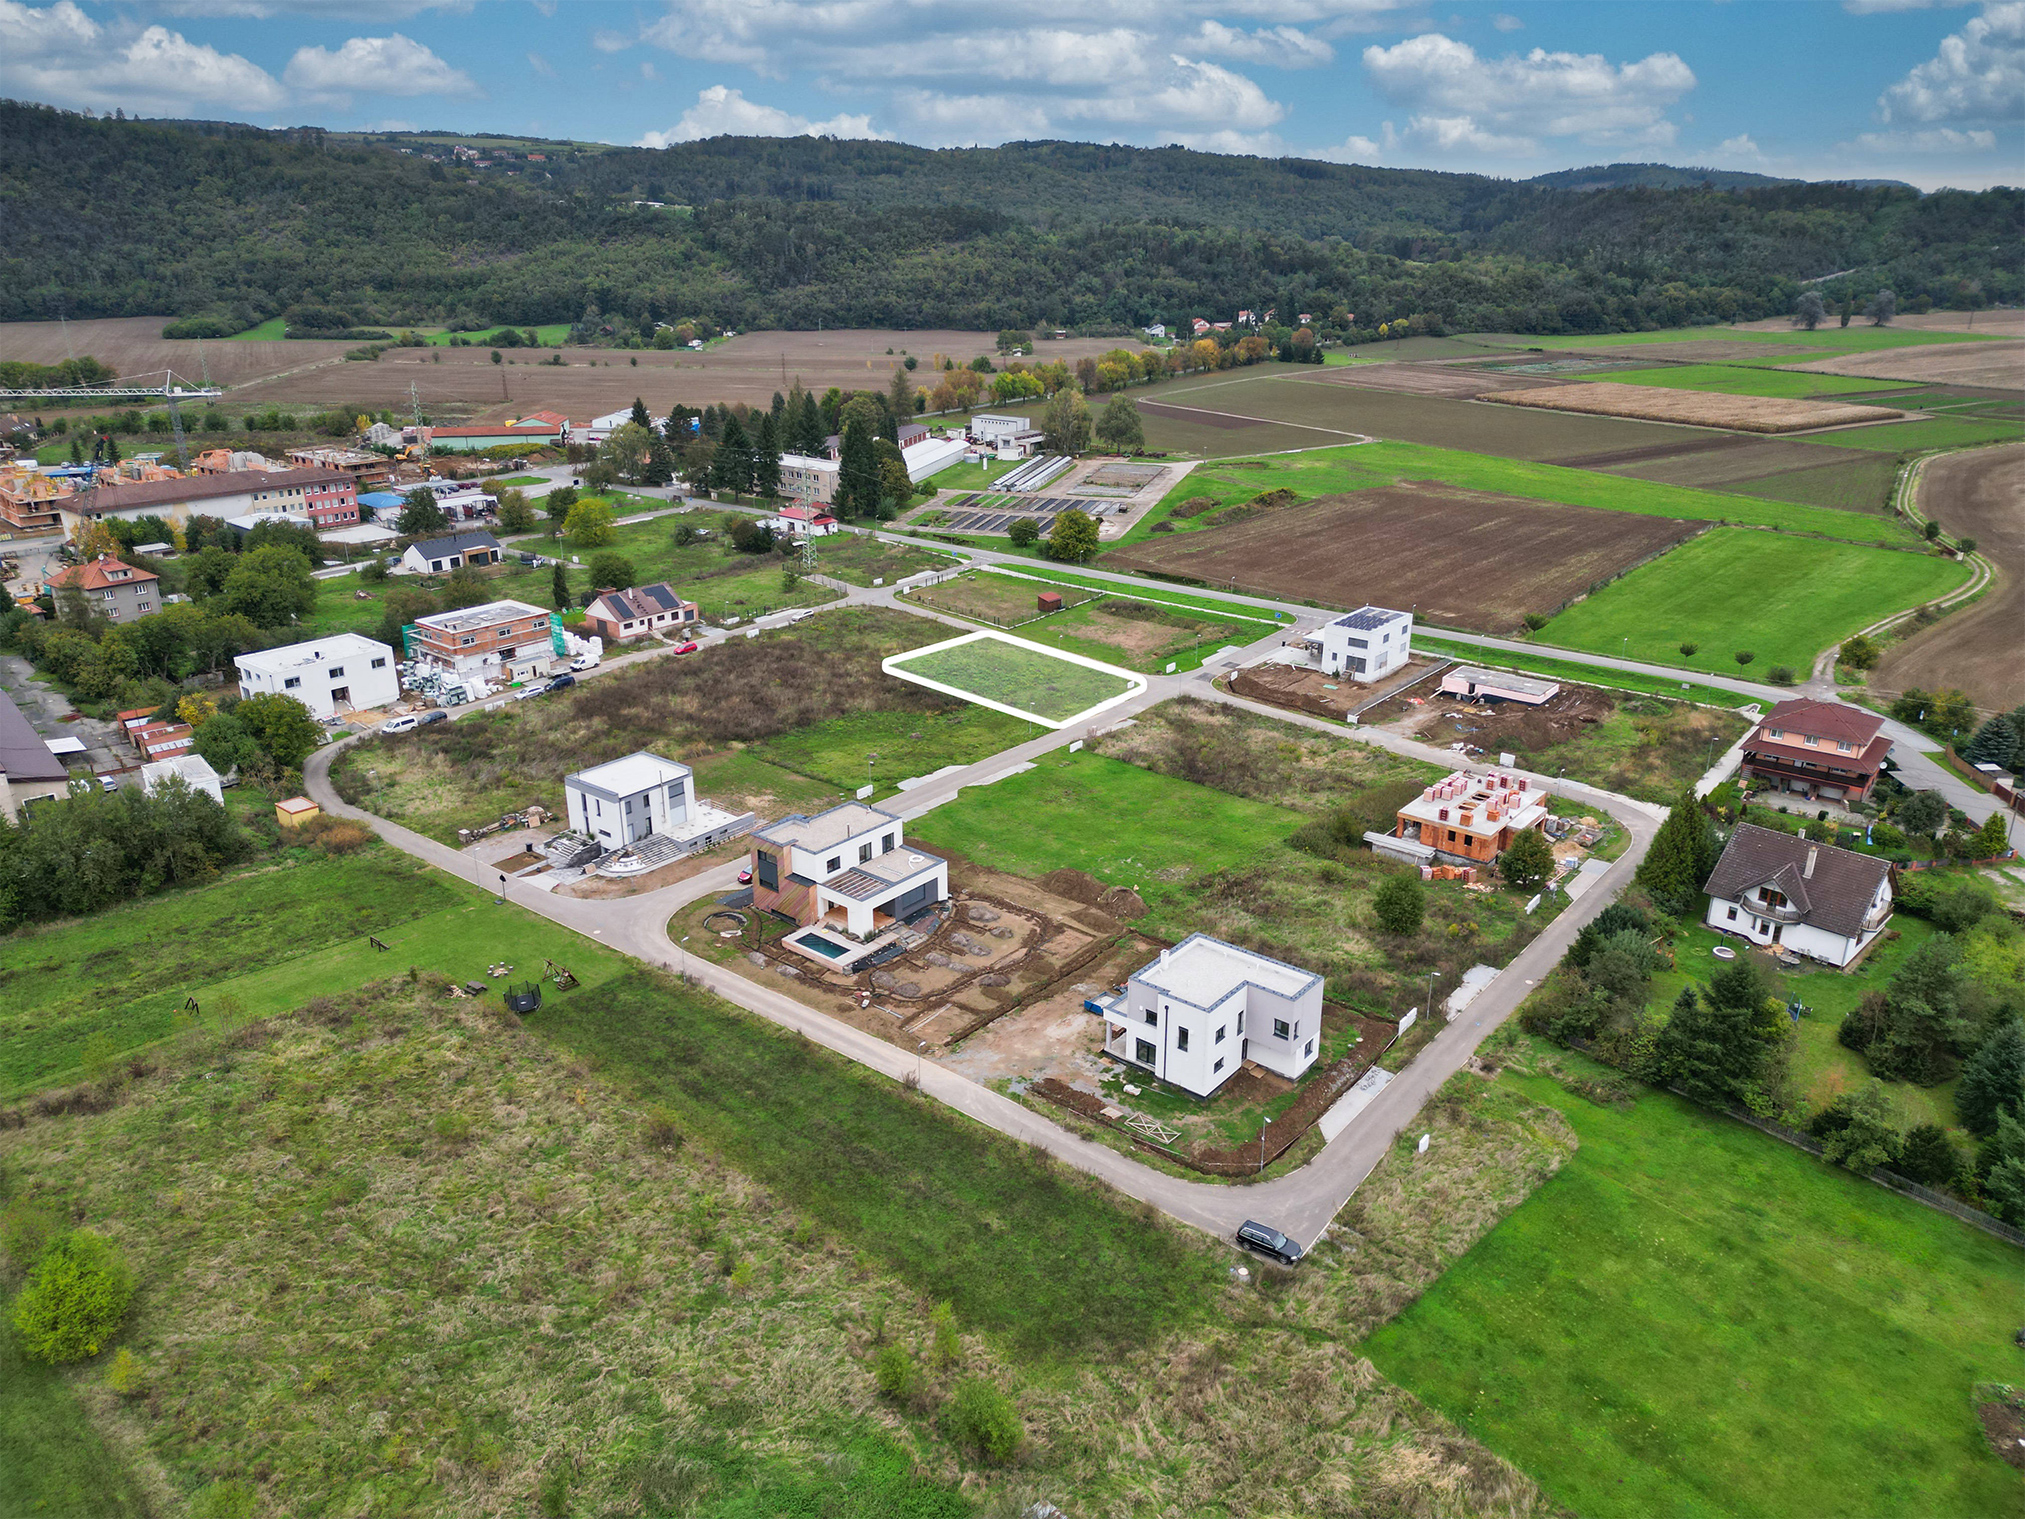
584,583 -> 700,643
1703,823 -> 1894,968
48,555 -> 162,624
1740,698 -> 1891,805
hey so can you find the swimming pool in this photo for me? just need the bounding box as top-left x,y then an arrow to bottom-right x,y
794,931 -> 852,959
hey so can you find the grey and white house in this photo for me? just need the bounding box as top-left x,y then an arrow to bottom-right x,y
749,802 -> 950,939
562,751 -> 755,858
1305,606 -> 1412,682
1096,933 -> 1324,1098
1703,824 -> 1895,969
397,529 -> 502,576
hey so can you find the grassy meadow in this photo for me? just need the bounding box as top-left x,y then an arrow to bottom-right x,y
1536,529 -> 1971,675
889,638 -> 1134,722
1362,1039 -> 2025,1519
1602,364 -> 1917,398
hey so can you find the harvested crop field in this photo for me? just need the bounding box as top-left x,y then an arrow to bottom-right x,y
1101,482 -> 1699,634
1136,371 -> 1713,462
1783,339 -> 2025,392
1485,381 -> 1903,434
1319,362 -> 1562,399
1870,443 -> 2025,712
0,319 -> 1147,417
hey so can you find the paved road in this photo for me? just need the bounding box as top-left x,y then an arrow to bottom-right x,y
305,586 -> 1661,1248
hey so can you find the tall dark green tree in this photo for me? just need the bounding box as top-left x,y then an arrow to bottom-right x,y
792,390 -> 826,455
550,562 -> 571,611
1964,714 -> 2019,770
753,411 -> 783,500
1957,1020 -> 2025,1136
834,417 -> 879,518
1635,784 -> 1719,915
887,365 -> 915,428
711,414 -> 754,495
629,396 -> 651,429
1652,982 -> 1771,1111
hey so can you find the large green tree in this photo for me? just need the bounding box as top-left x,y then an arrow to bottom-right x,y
1636,784 -> 1718,915
1651,982 -> 1772,1112
834,417 -> 880,518
711,415 -> 755,495
1957,1020 -> 2025,1137
1046,507 -> 1100,563
219,545 -> 317,627
1039,385 -> 1092,455
234,691 -> 323,768
1094,394 -> 1145,452
752,411 -> 783,500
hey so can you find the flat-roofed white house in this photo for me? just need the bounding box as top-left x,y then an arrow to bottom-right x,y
1309,606 -> 1412,682
1096,934 -> 1323,1098
563,751 -> 756,858
235,633 -> 399,720
778,453 -> 841,505
141,753 -> 224,805
970,414 -> 1031,446
1439,666 -> 1559,707
749,802 -> 950,939
1703,824 -> 1895,968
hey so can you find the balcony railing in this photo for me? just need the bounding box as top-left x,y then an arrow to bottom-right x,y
1752,896 -> 1804,923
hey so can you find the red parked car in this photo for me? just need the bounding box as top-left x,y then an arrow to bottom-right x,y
671,641 -> 700,655
737,868 -> 753,884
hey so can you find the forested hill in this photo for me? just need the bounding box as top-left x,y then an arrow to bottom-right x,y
1,100 -> 2016,337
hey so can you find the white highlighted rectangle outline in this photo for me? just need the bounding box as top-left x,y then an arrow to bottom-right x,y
883,630 -> 1147,731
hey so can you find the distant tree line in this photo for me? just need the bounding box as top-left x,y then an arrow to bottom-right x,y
2,102 -> 2015,338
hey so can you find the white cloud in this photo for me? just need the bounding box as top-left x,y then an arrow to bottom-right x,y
0,0 -> 286,113
591,28 -> 633,53
283,32 -> 479,100
641,60 -> 657,79
525,50 -> 555,76
155,0 -> 473,15
1716,132 -> 1763,158
1361,32 -> 1696,151
1878,1 -> 2025,120
638,83 -> 892,145
1316,132 -> 1384,161
1854,125 -> 1999,149
1841,0 -> 1974,12
367,117 -> 418,131
1490,12 -> 1523,30
1146,55 -> 1285,129
1189,21 -> 1333,67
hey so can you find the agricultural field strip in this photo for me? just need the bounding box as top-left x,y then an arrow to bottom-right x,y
980,566 -> 1283,625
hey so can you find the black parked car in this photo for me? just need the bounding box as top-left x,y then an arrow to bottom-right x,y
545,673 -> 576,693
1234,1219 -> 1304,1266
418,710 -> 450,727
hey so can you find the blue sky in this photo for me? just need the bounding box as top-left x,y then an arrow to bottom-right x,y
2,0 -> 2018,189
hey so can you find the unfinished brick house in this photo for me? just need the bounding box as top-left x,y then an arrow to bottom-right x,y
1393,769 -> 1551,865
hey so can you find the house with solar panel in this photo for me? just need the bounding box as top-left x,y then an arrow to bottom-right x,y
1307,606 -> 1413,682
748,802 -> 950,941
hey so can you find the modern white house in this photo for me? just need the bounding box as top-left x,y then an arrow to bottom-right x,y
234,633 -> 399,720
1096,933 -> 1324,1098
749,802 -> 950,939
562,751 -> 755,858
1703,824 -> 1895,969
1311,606 -> 1413,682
141,753 -> 224,805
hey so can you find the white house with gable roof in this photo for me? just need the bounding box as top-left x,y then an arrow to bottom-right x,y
1097,933 -> 1324,1098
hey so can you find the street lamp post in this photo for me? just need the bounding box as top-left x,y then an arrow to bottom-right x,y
1259,1115 -> 1271,1174
917,1039 -> 927,1087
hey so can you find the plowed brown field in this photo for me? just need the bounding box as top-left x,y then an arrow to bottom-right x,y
1869,443 -> 2025,712
1098,481 -> 1699,633
1485,381 -> 1902,434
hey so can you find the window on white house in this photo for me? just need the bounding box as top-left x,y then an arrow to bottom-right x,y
1727,906 -> 1738,920
860,843 -> 873,863
371,658 -> 387,669
1144,1009 -> 1157,1026
1176,1028 -> 1189,1052
328,667 -> 344,679
1136,1039 -> 1156,1064
1273,1018 -> 1290,1039
1215,1026 -> 1226,1043
882,833 -> 895,852
1237,1012 -> 1244,1035
1304,1039 -> 1315,1058
826,856 -> 841,873
1213,1058 -> 1225,1073
284,677 -> 301,689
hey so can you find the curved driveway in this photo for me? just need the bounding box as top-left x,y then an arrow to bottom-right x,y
306,576 -> 1660,1247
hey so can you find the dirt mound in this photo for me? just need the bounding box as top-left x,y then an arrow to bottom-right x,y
1042,868 -> 1108,905
1097,886 -> 1148,919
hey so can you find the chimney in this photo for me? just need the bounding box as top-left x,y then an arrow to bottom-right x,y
1804,845 -> 1818,880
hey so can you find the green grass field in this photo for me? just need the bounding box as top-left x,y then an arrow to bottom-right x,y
1727,453 -> 1902,515
1131,441 -> 1917,545
1799,417 -> 2025,453
1536,530 -> 1970,674
926,457 -> 1023,494
1479,325 -> 2006,357
411,324 -> 573,347
889,637 -> 1133,722
225,317 -> 288,340
751,706 -> 1042,798
1603,364 -> 1918,398
0,1326 -> 149,1519
908,749 -> 1299,915
1362,1047 -> 2025,1519
0,849 -> 627,1095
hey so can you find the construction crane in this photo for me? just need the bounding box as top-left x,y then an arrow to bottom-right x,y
0,369 -> 223,471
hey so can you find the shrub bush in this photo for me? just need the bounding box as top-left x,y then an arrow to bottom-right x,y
11,1230 -> 136,1362
946,1378 -> 1024,1464
1767,666 -> 1798,686
1371,871 -> 1425,935
873,1343 -> 918,1401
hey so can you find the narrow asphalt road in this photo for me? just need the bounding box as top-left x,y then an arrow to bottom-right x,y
305,589 -> 1660,1248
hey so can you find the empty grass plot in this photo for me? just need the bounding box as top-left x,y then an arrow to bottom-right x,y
1485,381 -> 1903,434
885,632 -> 1141,727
